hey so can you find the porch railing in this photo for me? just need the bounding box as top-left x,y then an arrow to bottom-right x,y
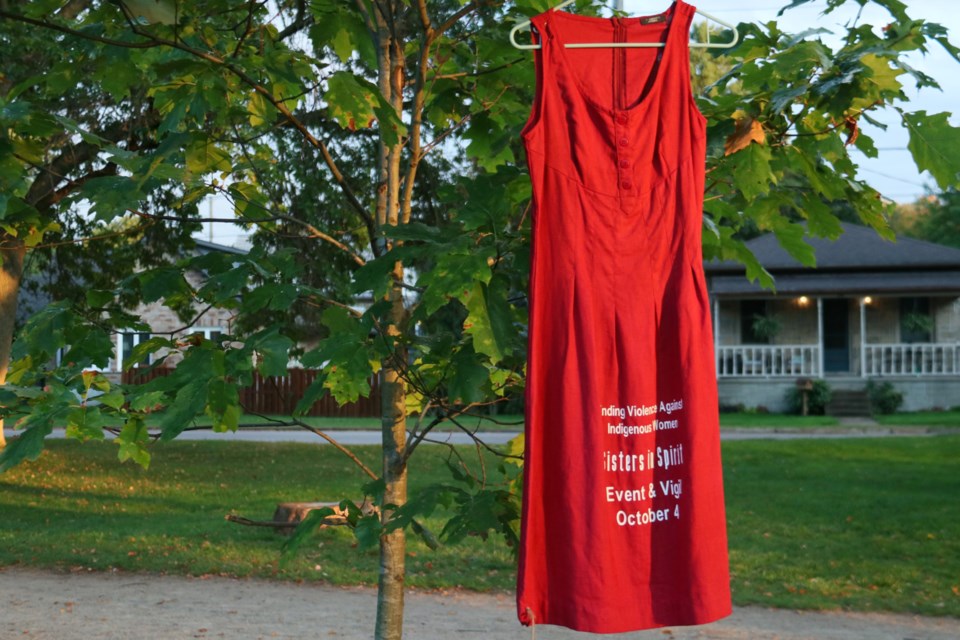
863,343 -> 960,376
716,344 -> 820,377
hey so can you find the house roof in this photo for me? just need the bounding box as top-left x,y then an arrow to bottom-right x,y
193,238 -> 249,256
705,223 -> 960,297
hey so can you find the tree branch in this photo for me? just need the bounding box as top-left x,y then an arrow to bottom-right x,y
434,1 -> 479,39
0,7 -> 381,257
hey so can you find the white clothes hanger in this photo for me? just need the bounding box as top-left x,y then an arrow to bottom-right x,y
509,0 -> 740,50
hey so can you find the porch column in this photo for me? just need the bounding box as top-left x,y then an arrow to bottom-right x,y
713,298 -> 720,375
817,297 -> 824,377
115,332 -> 123,372
859,297 -> 867,378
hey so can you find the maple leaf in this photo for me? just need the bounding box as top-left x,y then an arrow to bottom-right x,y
724,117 -> 766,156
844,115 -> 860,147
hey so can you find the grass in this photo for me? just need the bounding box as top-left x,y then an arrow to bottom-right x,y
874,410 -> 960,428
0,440 -> 514,591
243,412 -> 954,432
719,413 -> 839,428
2,436 -> 959,617
188,413 -> 525,433
89,409 -> 960,433
724,437 -> 960,617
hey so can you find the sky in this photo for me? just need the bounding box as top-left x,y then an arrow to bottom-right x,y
200,0 -> 959,246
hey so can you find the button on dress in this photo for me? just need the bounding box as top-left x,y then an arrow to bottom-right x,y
517,1 -> 731,633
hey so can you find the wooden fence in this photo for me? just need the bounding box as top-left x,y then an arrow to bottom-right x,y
121,367 -> 381,418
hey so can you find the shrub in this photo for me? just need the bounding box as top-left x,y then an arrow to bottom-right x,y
719,402 -> 746,414
866,380 -> 904,415
786,379 -> 831,415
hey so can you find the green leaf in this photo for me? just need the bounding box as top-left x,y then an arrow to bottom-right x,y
293,374 -> 330,416
248,329 -> 294,377
243,283 -> 300,313
116,417 -> 151,469
447,346 -> 489,405
0,424 -> 53,473
85,289 -> 115,308
352,246 -> 416,298
730,143 -> 775,200
308,4 -> 375,65
185,136 -> 232,175
129,337 -> 175,369
901,110 -> 960,189
353,513 -> 383,549
299,307 -> 377,405
66,406 -> 105,441
280,506 -> 337,566
325,72 -> 378,132
247,90 -> 275,127
418,252 -> 493,315
129,390 -> 168,412
97,390 -> 126,410
503,433 -> 525,467
852,54 -> 904,110
464,280 -> 513,363
800,193 -> 844,239
774,222 -> 817,268
139,268 -> 189,304
158,381 -> 207,441
206,378 -> 240,432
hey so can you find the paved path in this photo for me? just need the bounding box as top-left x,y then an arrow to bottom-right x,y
4,425 -> 950,446
3,568 -> 958,640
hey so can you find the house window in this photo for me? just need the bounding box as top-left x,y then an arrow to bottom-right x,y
900,298 -> 932,343
186,327 -> 224,343
118,332 -> 152,371
740,300 -> 769,344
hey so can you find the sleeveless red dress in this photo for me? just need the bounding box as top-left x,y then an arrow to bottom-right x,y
517,1 -> 731,633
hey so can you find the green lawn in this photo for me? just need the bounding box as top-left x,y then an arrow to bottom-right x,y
874,410 -> 960,428
724,437 -> 960,616
243,410 -> 960,431
719,413 -> 839,428
161,409 -> 960,432
197,413 -> 524,432
1,436 -> 958,617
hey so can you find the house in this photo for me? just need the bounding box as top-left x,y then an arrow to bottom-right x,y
107,238 -> 245,379
704,223 -> 960,412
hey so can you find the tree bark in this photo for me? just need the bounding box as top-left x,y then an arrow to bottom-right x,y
375,359 -> 408,640
0,238 -> 26,449
373,3 -> 410,638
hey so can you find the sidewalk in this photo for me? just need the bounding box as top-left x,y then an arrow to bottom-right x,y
3,568 -> 958,640
4,424 -> 949,446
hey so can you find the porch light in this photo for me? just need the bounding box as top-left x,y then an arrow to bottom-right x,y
798,296 -> 809,306
863,296 -> 873,305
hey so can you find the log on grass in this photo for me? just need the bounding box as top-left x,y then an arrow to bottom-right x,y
226,500 -> 378,535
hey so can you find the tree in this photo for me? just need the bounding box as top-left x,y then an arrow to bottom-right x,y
897,189 -> 960,248
1,1 -> 959,639
0,0 -> 203,449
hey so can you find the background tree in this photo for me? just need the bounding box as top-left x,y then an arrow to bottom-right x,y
892,189 -> 960,248
1,1 -> 959,639
0,0 -> 204,449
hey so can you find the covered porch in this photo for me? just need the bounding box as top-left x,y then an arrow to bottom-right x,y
713,295 -> 960,379
703,223 -> 960,412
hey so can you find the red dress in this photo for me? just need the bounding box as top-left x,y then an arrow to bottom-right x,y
518,1 -> 731,633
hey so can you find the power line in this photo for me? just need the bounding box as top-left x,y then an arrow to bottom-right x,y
859,167 -> 929,187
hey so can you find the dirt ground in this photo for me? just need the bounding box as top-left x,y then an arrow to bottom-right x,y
2,567 -> 959,640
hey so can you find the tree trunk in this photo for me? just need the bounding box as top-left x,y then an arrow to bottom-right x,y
0,238 -> 26,450
375,357 -> 407,640
372,3 -> 410,637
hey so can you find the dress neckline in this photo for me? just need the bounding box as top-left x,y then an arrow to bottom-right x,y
546,1 -> 689,115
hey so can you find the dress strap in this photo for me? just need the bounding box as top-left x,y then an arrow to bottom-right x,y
520,12 -> 551,140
